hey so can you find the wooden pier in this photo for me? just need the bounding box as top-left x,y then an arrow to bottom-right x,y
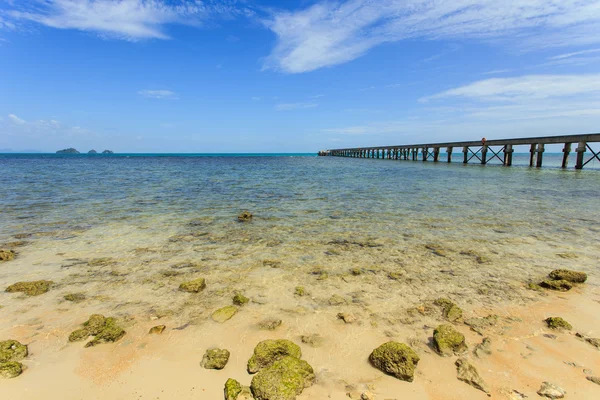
319,133 -> 600,169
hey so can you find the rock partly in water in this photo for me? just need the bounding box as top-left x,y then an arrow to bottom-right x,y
455,358 -> 491,396
69,314 -> 126,347
201,348 -> 230,370
247,339 -> 302,374
0,361 -> 23,379
5,280 -> 53,296
64,293 -> 86,302
238,211 -> 253,222
0,340 -> 28,362
0,249 -> 16,262
540,280 -> 573,291
433,324 -> 468,357
464,315 -> 498,335
473,337 -> 493,358
537,382 -> 566,399
68,329 -> 91,342
250,356 -> 315,400
300,334 -> 324,348
149,325 -> 166,334
233,293 -> 250,306
337,312 -> 357,324
179,278 -> 206,293
369,341 -> 420,382
549,269 -> 587,283
434,298 -> 463,322
545,317 -> 572,330
258,318 -> 282,331
328,294 -> 347,306
212,306 -> 238,323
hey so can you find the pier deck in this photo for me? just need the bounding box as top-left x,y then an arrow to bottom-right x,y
319,133 -> 600,169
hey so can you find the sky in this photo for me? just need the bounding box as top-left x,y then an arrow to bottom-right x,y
1,0 -> 600,153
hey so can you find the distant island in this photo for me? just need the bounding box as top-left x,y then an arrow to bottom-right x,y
102,150 -> 114,154
56,148 -> 114,154
88,149 -> 97,154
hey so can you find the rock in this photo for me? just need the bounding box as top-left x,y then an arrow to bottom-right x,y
238,211 -> 253,222
300,334 -> 324,348
88,149 -> 97,154
465,315 -> 498,335
5,280 -> 53,296
294,286 -> 306,296
455,358 -> 491,396
149,325 -> 166,334
233,293 -> 250,306
540,280 -> 572,291
434,298 -> 463,322
258,318 -> 282,331
68,329 -> 91,342
225,378 -> 254,400
84,314 -> 107,335
250,356 -> 315,400
361,391 -> 375,400
537,382 -> 566,399
101,150 -> 114,154
0,361 -> 23,379
545,317 -> 572,330
474,337 -> 493,358
263,260 -> 282,268
0,340 -> 28,362
56,148 -> 79,154
0,249 -> 16,262
337,312 -> 357,324
369,341 -> 420,382
587,376 -> 600,385
576,333 -> 600,349
64,293 -> 86,302
212,306 -> 238,323
328,294 -> 347,306
179,278 -> 206,293
201,348 -> 230,370
350,268 -> 363,276
247,339 -> 302,374
549,269 -> 587,283
433,324 -> 468,356
85,317 -> 126,347
527,282 -> 544,291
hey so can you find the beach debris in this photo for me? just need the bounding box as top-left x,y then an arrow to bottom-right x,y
455,358 -> 491,396
337,312 -> 357,324
64,293 -> 86,302
474,337 -> 493,358
540,280 -> 572,291
433,324 -> 468,356
179,278 -> 206,293
247,339 -> 301,374
587,376 -> 600,385
0,362 -> 23,379
250,356 -> 315,400
301,334 -> 324,348
0,340 -> 28,363
201,348 -> 230,370
369,341 -> 420,382
576,333 -> 600,349
0,249 -> 16,262
465,315 -> 498,335
294,286 -> 306,296
545,317 -> 572,330
233,293 -> 250,306
328,294 -> 347,306
5,280 -> 53,296
258,318 -> 282,331
149,325 -> 166,334
212,306 -> 238,323
238,211 -> 253,222
434,298 -> 463,322
537,382 -> 566,399
225,378 -> 254,400
68,314 -> 125,347
548,269 -> 587,283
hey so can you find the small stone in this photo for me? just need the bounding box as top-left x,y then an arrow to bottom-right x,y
250,356 -> 315,400
263,260 -> 282,268
540,280 -> 572,291
329,294 -> 347,306
294,286 -> 306,296
455,358 -> 490,396
247,339 -> 301,374
537,382 -> 566,399
225,378 -> 243,400
0,249 -> 16,262
434,298 -> 463,322
587,376 -> 600,385
0,361 -> 23,379
238,211 -> 253,222
576,333 -> 600,349
387,272 -> 404,280
258,318 -> 282,330
212,306 -> 238,323
301,334 -> 324,348
233,293 -> 250,306
201,348 -> 230,370
337,312 -> 357,324
549,269 -> 587,283
545,317 -> 572,330
474,337 -> 493,358
0,340 -> 28,362
350,268 -> 363,276
5,280 -> 53,296
64,293 -> 86,302
149,325 -> 166,334
369,341 -> 420,382
361,391 -> 375,400
433,324 -> 468,356
179,278 -> 206,293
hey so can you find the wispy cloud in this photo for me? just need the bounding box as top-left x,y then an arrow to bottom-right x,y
138,89 -> 178,99
8,113 -> 26,124
482,69 -> 513,76
264,0 -> 600,73
548,48 -> 600,60
275,102 -> 318,111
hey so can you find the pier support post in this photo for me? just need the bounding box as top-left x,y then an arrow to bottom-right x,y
576,142 -> 586,169
463,146 -> 469,164
504,145 -> 514,166
481,145 -> 488,164
562,143 -> 571,168
529,144 -> 536,167
433,147 -> 440,162
423,147 -> 428,161
447,147 -> 453,163
536,144 -> 544,167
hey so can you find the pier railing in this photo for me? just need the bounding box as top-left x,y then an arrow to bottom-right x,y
319,133 -> 600,169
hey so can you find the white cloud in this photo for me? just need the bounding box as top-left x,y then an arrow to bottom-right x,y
8,113 -> 26,124
275,102 -> 318,111
264,0 -> 600,73
548,48 -> 600,60
138,89 -> 178,99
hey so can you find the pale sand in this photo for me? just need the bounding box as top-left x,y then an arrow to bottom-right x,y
2,283 -> 600,399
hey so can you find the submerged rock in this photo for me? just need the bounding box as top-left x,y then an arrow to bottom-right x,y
473,337 -> 493,358
258,318 -> 282,331
179,278 -> 207,293
537,382 -> 566,399
337,312 -> 357,324
465,315 -> 498,335
328,294 -> 347,306
369,341 -> 420,382
300,334 -> 324,348
0,361 -> 23,379
233,293 -> 250,306
250,356 -> 315,400
201,348 -> 230,370
540,280 -> 572,291
69,314 -> 126,347
549,269 -> 587,283
0,340 -> 28,362
212,306 -> 238,323
0,249 -> 16,262
247,339 -> 301,374
545,317 -> 572,330
68,329 -> 91,342
5,280 -> 53,296
434,298 -> 463,322
149,325 -> 166,334
64,293 -> 86,302
455,358 -> 490,396
433,324 -> 468,356
238,211 -> 253,222
294,286 -> 306,297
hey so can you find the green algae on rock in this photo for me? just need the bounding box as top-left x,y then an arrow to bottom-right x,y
201,348 -> 230,370
5,280 -> 53,296
69,315 -> 126,347
238,211 -> 253,222
0,361 -> 23,379
369,341 -> 420,382
434,298 -> 463,322
225,378 -> 243,400
0,340 -> 28,362
258,318 -> 282,331
540,280 -> 573,291
85,317 -> 126,347
64,293 -> 86,302
68,329 -> 91,342
328,294 -> 347,306
250,356 -> 315,400
149,325 -> 166,334
247,339 -> 302,374
0,249 -> 16,262
464,315 -> 498,335
548,269 -> 587,283
179,278 -> 207,293
294,286 -> 306,297
455,358 -> 490,396
84,314 -> 107,335
212,306 -> 238,323
545,317 -> 572,330
433,324 -> 468,356
233,293 -> 250,306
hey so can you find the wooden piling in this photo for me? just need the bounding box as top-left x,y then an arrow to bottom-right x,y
536,144 -> 544,167
562,143 -> 571,168
447,147 -> 453,163
504,145 -> 514,166
576,142 -> 586,170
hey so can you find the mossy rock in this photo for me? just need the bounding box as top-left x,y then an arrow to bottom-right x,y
455,358 -> 490,395
526,282 -> 544,292
85,317 -> 126,347
545,317 -> 572,330
294,286 -> 306,296
433,324 -> 468,356
5,280 -> 53,296
328,294 -> 347,306
258,318 -> 282,331
179,278 -> 207,293
238,211 -> 253,222
83,314 -> 107,335
225,378 -> 243,400
64,293 -> 86,302
0,249 -> 16,262
464,315 -> 498,335
149,325 -> 166,334
233,293 -> 250,306
434,298 -> 463,322
68,329 -> 91,342
0,340 -> 28,362
250,356 -> 315,400
549,269 -> 587,283
350,268 -> 362,276
212,306 -> 238,323
540,279 -> 573,291
388,272 -> 404,280
247,339 -> 302,374
369,341 -> 420,382
0,361 -> 23,379
69,315 -> 126,347
201,348 -> 230,370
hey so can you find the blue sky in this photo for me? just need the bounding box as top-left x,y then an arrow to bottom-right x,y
1,0 -> 600,153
